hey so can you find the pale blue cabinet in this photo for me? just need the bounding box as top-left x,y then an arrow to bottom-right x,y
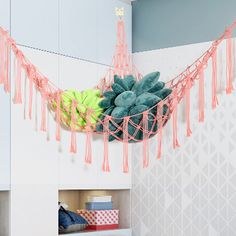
11,0 -> 59,52
59,0 -> 97,63
59,0 -> 132,65
0,0 -> 10,30
11,0 -> 131,65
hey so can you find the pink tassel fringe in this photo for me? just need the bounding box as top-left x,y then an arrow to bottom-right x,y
102,118 -> 110,172
198,68 -> 205,122
226,31 -> 234,94
70,100 -> 77,153
85,109 -> 93,164
56,91 -> 61,141
13,54 -> 23,104
123,117 -> 129,173
186,76 -> 192,136
143,111 -> 149,168
172,88 -> 180,149
4,40 -> 10,92
40,92 -> 47,132
157,101 -> 163,160
212,49 -> 218,109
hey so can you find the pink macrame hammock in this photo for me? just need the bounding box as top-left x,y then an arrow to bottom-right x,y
0,19 -> 235,173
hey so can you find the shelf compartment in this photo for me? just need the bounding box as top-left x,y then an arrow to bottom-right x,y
59,189 -> 131,231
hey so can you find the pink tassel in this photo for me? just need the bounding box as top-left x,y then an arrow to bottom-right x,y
172,88 -> 180,149
186,76 -> 192,136
198,68 -> 205,122
85,108 -> 93,164
23,73 -> 27,119
212,49 -> 218,109
85,129 -> 92,164
70,131 -> 77,154
4,39 -> 10,93
56,91 -> 61,141
34,87 -> 38,131
226,31 -> 234,94
143,111 -> 149,168
157,101 -> 163,160
28,70 -> 34,120
123,117 -> 129,173
0,31 -> 5,84
13,54 -> 23,104
70,100 -> 77,153
102,118 -> 110,172
40,92 -> 47,132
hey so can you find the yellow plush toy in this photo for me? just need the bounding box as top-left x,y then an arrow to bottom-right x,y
57,89 -> 104,130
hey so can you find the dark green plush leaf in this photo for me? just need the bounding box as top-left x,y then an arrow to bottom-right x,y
114,91 -> 136,108
114,75 -> 129,90
148,81 -> 165,93
153,88 -> 172,100
111,83 -> 126,94
99,98 -> 111,109
129,104 -> 149,116
103,91 -> 116,99
132,71 -> 160,96
96,123 -> 103,132
111,107 -> 129,118
136,92 -> 161,108
129,105 -> 148,124
123,75 -> 136,90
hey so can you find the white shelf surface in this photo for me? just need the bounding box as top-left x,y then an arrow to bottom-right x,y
59,228 -> 132,236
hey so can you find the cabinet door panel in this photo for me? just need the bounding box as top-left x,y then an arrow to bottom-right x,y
11,0 -> 59,52
0,0 -> 10,30
59,0 -> 97,63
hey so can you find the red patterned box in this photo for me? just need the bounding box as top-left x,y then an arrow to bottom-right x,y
77,209 -> 119,227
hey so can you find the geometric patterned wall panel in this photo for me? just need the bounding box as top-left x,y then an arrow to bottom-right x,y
132,40 -> 236,236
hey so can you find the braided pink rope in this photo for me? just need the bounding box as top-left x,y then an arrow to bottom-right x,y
0,18 -> 235,172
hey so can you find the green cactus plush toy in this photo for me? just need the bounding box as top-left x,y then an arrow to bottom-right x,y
96,72 -> 172,142
53,89 -> 104,130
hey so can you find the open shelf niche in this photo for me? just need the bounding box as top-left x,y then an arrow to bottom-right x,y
58,189 -> 131,235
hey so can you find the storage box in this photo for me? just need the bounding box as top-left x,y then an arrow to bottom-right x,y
85,202 -> 113,210
77,209 -> 119,226
87,195 -> 112,202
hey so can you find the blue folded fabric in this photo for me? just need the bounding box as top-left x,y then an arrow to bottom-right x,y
59,207 -> 88,229
85,202 -> 113,210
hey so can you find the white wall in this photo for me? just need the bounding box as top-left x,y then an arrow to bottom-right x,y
131,40 -> 236,236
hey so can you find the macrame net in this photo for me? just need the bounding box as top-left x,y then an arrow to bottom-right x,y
0,18 -> 235,172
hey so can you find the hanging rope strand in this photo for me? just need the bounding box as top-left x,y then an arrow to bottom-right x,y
172,88 -> 180,149
123,117 -> 130,173
211,47 -> 218,109
185,75 -> 192,137
226,30 -> 234,94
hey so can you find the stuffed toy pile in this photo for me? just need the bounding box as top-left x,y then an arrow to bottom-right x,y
52,89 -> 104,130
96,72 -> 172,142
